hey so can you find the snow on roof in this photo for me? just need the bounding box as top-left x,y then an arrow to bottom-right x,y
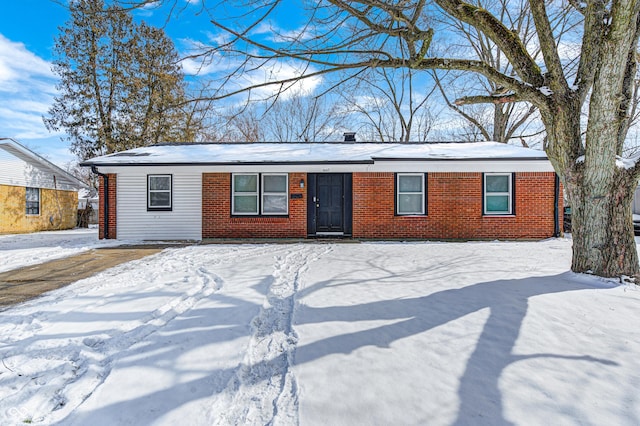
82,142 -> 548,166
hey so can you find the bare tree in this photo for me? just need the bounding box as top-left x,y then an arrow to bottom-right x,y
262,90 -> 348,141
121,0 -> 640,278
342,67 -> 439,142
434,70 -> 541,144
430,0 -> 575,145
224,105 -> 266,142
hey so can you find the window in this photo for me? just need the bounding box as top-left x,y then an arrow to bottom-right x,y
484,173 -> 513,215
262,174 -> 288,215
396,174 -> 425,215
232,173 -> 289,215
148,175 -> 172,211
232,174 -> 259,215
26,187 -> 40,215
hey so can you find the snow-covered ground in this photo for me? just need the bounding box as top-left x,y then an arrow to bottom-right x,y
0,228 -> 122,273
0,233 -> 639,425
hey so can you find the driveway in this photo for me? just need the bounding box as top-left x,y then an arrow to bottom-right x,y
0,246 -> 164,308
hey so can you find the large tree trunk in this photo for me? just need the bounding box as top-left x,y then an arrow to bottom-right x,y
543,99 -> 640,278
565,173 -> 639,277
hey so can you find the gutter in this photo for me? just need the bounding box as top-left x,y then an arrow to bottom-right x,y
79,160 -> 376,167
371,156 -> 550,162
91,166 -> 110,239
80,158 -> 550,168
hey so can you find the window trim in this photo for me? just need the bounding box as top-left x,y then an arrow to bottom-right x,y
483,173 -> 514,215
232,173 -> 259,215
147,174 -> 173,211
396,173 -> 427,216
231,173 -> 289,217
261,173 -> 289,215
26,187 -> 40,216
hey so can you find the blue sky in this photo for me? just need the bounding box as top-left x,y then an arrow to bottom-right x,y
1,1 -> 509,167
0,0 -> 266,166
0,0 -> 322,167
1,1 -> 70,165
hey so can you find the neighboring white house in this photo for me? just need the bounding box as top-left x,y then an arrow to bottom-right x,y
0,138 -> 86,234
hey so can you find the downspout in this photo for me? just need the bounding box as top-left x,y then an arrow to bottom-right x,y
91,166 -> 109,239
553,173 -> 560,237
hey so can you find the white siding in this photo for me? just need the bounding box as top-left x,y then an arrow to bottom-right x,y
0,146 -> 79,190
116,169 -> 202,240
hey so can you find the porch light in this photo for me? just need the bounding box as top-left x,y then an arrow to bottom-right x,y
299,179 -> 305,188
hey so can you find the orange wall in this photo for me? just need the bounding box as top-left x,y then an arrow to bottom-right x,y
0,184 -> 78,234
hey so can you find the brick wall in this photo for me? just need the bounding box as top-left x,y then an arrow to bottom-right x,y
98,174 -> 117,239
102,170 -> 561,241
202,173 -> 307,238
352,172 -> 562,240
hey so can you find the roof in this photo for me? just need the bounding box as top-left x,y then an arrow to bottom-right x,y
81,141 -> 548,167
0,138 -> 87,190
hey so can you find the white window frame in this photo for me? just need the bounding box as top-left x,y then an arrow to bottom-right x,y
396,173 -> 425,215
261,173 -> 289,215
232,173 -> 259,215
147,174 -> 172,211
484,173 -> 513,215
26,187 -> 40,216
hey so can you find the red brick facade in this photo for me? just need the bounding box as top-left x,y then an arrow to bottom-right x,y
100,171 -> 561,240
352,172 -> 562,239
202,172 -> 308,238
98,174 -> 117,239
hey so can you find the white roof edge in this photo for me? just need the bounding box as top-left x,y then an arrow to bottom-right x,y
0,138 -> 88,189
83,141 -> 549,168
94,161 -> 555,175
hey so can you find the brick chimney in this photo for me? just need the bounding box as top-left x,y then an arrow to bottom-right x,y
343,132 -> 356,142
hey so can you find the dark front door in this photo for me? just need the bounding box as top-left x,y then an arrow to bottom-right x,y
307,173 -> 352,237
316,174 -> 344,233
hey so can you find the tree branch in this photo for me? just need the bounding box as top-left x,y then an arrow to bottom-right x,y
415,58 -> 548,108
574,1 -> 607,102
529,0 -> 569,94
454,93 -> 522,105
434,0 -> 544,86
433,72 -> 492,141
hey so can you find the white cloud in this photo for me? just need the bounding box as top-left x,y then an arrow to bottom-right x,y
0,33 -> 65,145
142,0 -> 161,8
180,56 -> 221,76
178,38 -> 322,99
0,34 -> 55,92
238,61 -> 322,100
556,40 -> 581,62
207,31 -> 233,47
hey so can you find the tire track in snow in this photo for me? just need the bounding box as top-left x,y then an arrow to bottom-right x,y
53,245 -> 284,423
53,266 -> 224,416
0,244 -> 283,424
22,264 -> 224,424
212,244 -> 332,426
0,245 -> 274,341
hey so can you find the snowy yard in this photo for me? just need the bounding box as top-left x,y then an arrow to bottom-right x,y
0,228 -> 121,274
1,230 -> 639,425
